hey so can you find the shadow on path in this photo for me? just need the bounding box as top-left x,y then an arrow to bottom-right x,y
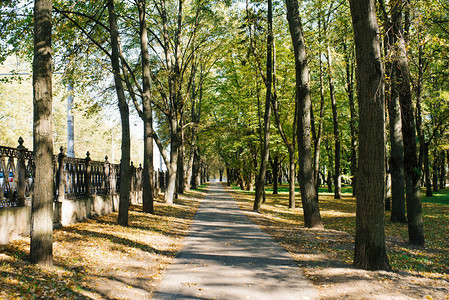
153,182 -> 317,300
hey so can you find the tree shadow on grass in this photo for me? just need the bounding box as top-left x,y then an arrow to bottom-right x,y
0,245 -> 108,299
60,227 -> 176,257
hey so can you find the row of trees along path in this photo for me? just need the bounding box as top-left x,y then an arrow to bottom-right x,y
25,0 -> 429,275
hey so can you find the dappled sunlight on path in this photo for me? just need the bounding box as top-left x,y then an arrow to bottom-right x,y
153,182 -> 317,299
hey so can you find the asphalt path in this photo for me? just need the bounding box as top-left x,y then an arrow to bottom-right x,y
153,182 -> 317,300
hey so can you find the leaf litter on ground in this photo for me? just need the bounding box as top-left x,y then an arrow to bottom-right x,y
228,184 -> 449,300
0,189 -> 203,299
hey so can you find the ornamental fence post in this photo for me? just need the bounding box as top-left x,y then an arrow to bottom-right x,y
85,152 -> 91,196
16,137 -> 27,206
130,162 -> 136,192
57,146 -> 66,202
104,156 -> 110,194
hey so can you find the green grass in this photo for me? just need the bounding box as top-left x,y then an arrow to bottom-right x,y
318,185 -> 353,194
239,183 -> 449,206
234,183 -> 354,195
421,188 -> 449,205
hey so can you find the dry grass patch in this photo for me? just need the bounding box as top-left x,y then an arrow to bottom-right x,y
227,184 -> 449,300
0,189 -> 204,299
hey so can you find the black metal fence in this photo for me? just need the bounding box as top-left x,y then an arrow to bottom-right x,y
0,138 -> 167,208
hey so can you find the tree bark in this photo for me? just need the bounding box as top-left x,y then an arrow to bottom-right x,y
165,118 -> 179,204
271,155 -> 279,195
312,8 -> 325,198
285,0 -> 323,228
388,51 -> 407,222
191,148 -> 201,189
30,0 -> 53,266
272,48 -> 296,207
185,138 -> 195,191
392,0 -> 425,246
349,0 -> 391,270
254,0 -> 273,212
440,151 -> 446,189
327,170 -> 333,192
383,0 -> 406,223
447,150 -> 449,188
137,0 -> 154,214
424,143 -> 432,196
177,120 -> 185,196
344,42 -> 358,197
326,45 -> 341,200
152,0 -> 183,205
433,153 -> 439,192
107,0 -> 131,226
285,148 -> 295,208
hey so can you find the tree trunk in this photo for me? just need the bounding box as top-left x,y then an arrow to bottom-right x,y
137,0 -> 154,214
185,139 -> 195,191
344,42 -> 358,197
424,143 -> 432,197
433,153 -> 439,192
165,119 -> 179,204
312,53 -> 325,196
185,67 -> 203,191
392,0 -> 425,246
327,170 -> 333,193
191,149 -> 201,189
440,151 -> 445,190
30,0 -> 53,266
107,0 -> 131,226
271,39 -> 296,208
388,45 -> 406,222
288,147 -> 296,209
226,165 -> 231,186
219,168 -> 224,182
254,0 -> 273,212
285,0 -> 323,228
349,0 -> 391,270
154,0 -> 183,205
271,155 -> 279,195
416,41 -> 425,173
447,150 -> 449,188
177,121 -> 185,196
327,45 -> 341,200
108,0 -> 131,226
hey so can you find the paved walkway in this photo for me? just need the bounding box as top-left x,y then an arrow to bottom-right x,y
153,182 -> 317,300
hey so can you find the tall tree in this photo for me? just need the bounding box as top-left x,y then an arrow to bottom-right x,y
343,41 -> 358,197
311,2 -> 326,197
107,0 -> 131,226
349,0 -> 391,270
285,0 -> 323,228
30,0 -> 54,266
137,0 -> 155,214
150,0 -> 183,204
272,95 -> 296,208
326,43 -> 341,200
392,0 -> 424,246
254,0 -> 273,212
381,0 -> 406,223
